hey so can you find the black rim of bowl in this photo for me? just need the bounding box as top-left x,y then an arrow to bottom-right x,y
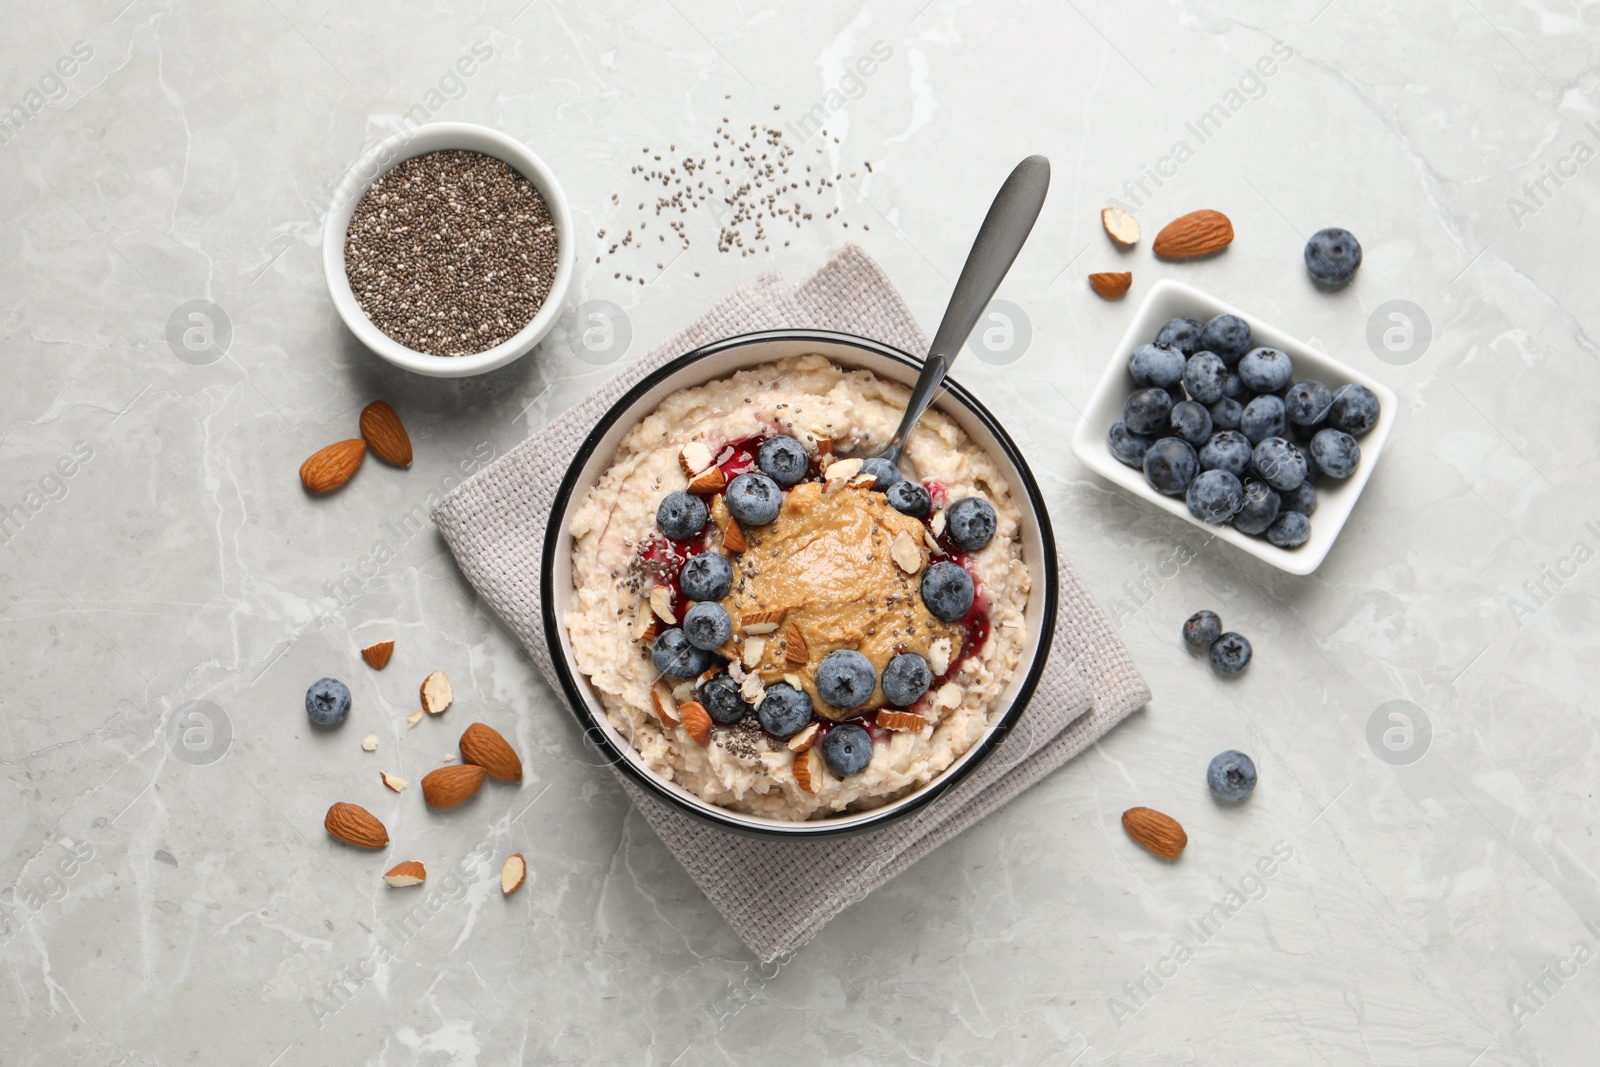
540,329 -> 1059,838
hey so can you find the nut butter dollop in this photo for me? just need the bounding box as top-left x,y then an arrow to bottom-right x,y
717,479 -> 963,720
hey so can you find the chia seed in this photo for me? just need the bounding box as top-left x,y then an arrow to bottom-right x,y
344,150 -> 558,357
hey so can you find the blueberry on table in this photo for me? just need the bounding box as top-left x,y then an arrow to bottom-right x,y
947,497 -> 997,551
858,457 -> 901,491
1238,347 -> 1294,394
1232,479 -> 1282,536
1304,227 -> 1362,287
1182,351 -> 1228,404
1209,632 -> 1252,675
1329,383 -> 1381,436
1265,510 -> 1312,549
1279,481 -> 1317,516
1182,610 -> 1222,650
1240,394 -> 1287,445
1207,397 -> 1243,432
1142,438 -> 1199,496
1207,750 -> 1258,802
1199,430 -> 1252,478
1169,401 -> 1213,448
1155,316 -> 1205,355
679,552 -> 733,602
682,601 -> 733,650
1201,314 -> 1253,364
1129,343 -> 1186,388
757,435 -> 810,486
1123,386 -> 1173,435
1186,469 -> 1245,525
1308,428 -> 1361,479
698,672 -> 753,724
1251,437 -> 1307,492
821,723 -> 874,777
725,472 -> 782,525
881,652 -> 933,706
306,677 -> 351,726
657,491 -> 709,540
756,682 -> 813,738
652,628 -> 714,677
886,479 -> 932,517
921,561 -> 976,621
1284,380 -> 1333,428
815,650 -> 878,709
1107,421 -> 1153,469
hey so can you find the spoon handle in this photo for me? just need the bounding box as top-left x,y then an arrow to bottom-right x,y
882,155 -> 1051,464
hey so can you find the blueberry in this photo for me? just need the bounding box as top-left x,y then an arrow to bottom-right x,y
815,650 -> 877,709
682,601 -> 733,650
1240,395 -> 1287,445
1304,227 -> 1362,287
305,677 -> 352,726
1182,352 -> 1228,404
679,553 -> 733,602
1142,437 -> 1199,496
1155,316 -> 1205,355
1186,469 -> 1244,525
820,723 -> 874,777
1169,401 -> 1213,448
881,652 -> 933,707
1182,610 -> 1222,650
756,682 -> 813,738
1122,387 -> 1173,435
1266,511 -> 1312,549
1129,343 -> 1186,388
651,628 -> 715,677
859,457 -> 901,491
698,672 -> 753,724
947,497 -> 997,551
1284,380 -> 1333,428
921,561 -> 976,621
1209,632 -> 1252,675
657,491 -> 709,541
1238,347 -> 1294,394
1219,370 -> 1248,401
1200,430 -> 1252,478
1200,314 -> 1253,364
1251,437 -> 1307,491
1232,479 -> 1282,536
1107,421 -> 1153,468
1279,481 -> 1317,516
1206,750 -> 1258,803
1308,428 -> 1360,479
1208,397 -> 1243,432
1329,383 -> 1380,435
886,479 -> 931,517
725,472 -> 782,525
757,435 -> 810,487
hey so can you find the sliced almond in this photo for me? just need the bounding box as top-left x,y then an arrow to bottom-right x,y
742,635 -> 766,668
848,472 -> 878,488
650,679 -> 680,727
679,440 -> 714,476
720,518 -> 747,553
934,681 -> 964,710
891,530 -> 924,574
649,586 -> 676,625
740,672 -> 766,706
1088,272 -> 1133,300
380,770 -> 408,792
783,672 -> 804,689
680,700 -> 713,746
420,670 -> 453,715
815,437 -> 834,461
383,860 -> 427,888
784,622 -> 809,666
930,510 -> 946,539
407,710 -> 424,729
501,853 -> 528,895
823,457 -> 864,483
924,527 -> 945,556
634,602 -> 660,644
877,709 -> 926,732
361,640 -> 395,670
687,464 -> 727,494
787,722 -> 821,752
361,735 -> 379,752
929,637 -> 952,676
1101,206 -> 1141,248
740,609 -> 784,635
793,746 -> 824,794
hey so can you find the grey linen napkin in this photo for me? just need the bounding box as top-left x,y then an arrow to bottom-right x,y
432,245 -> 1150,961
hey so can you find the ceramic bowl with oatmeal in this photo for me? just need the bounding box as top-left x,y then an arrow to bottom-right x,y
545,332 -> 1057,837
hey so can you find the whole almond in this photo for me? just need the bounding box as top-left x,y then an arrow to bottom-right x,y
1101,206 -> 1141,247
324,802 -> 389,848
300,439 -> 366,494
680,700 -> 713,746
359,400 -> 413,467
361,640 -> 394,670
383,860 -> 426,887
421,763 -> 487,809
1088,272 -> 1133,300
459,722 -> 523,782
1152,209 -> 1234,260
1122,806 -> 1188,860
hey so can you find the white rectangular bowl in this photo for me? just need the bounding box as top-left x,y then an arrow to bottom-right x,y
1069,279 -> 1397,575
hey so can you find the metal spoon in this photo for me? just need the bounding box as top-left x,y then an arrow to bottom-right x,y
875,154 -> 1051,472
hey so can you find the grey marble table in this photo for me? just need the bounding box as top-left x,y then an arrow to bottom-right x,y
2,1 -> 1594,1063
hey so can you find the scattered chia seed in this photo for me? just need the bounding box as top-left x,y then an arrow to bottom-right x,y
344,150 -> 558,357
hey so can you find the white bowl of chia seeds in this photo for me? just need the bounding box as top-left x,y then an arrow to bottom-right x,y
322,122 -> 574,378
